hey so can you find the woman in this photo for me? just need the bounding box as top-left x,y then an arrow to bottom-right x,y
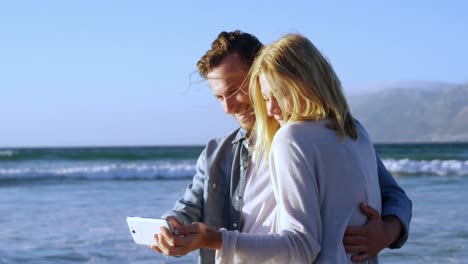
158,33 -> 381,263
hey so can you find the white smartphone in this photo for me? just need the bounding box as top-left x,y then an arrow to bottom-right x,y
126,217 -> 172,246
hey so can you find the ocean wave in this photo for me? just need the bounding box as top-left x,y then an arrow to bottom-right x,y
2,158 -> 467,185
0,150 -> 15,157
0,161 -> 197,183
382,159 -> 468,176
0,147 -> 204,162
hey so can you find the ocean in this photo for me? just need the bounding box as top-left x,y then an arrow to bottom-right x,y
1,143 -> 467,263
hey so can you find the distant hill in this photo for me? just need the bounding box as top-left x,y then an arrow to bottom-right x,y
347,82 -> 468,143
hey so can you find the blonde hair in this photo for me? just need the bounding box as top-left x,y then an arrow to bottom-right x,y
250,33 -> 357,159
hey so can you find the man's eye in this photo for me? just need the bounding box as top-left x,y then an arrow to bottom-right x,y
263,97 -> 270,102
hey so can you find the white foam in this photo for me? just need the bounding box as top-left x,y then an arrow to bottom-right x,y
2,158 -> 467,181
0,150 -> 15,157
382,159 -> 468,176
0,160 -> 197,180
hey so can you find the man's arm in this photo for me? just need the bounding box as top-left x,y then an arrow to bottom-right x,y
161,147 -> 208,225
150,147 -> 209,256
377,156 -> 412,248
344,155 -> 412,262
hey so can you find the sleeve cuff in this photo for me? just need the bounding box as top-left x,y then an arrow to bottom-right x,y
215,228 -> 238,264
382,206 -> 411,249
160,210 -> 191,226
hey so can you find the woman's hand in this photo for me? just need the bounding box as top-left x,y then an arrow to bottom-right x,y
156,222 -> 222,257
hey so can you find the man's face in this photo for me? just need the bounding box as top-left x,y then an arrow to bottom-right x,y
207,54 -> 255,131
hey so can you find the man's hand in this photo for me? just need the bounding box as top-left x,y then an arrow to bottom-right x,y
156,222 -> 221,257
149,216 -> 184,254
343,203 -> 402,262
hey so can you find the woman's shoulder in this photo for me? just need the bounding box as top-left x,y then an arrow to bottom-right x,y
274,120 -> 335,144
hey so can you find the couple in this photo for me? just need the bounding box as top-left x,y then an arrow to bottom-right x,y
152,31 -> 412,263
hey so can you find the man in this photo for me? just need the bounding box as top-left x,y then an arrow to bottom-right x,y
153,30 -> 412,263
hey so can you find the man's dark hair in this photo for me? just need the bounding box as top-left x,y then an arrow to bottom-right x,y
197,30 -> 263,78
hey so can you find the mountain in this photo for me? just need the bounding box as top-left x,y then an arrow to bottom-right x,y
347,82 -> 468,143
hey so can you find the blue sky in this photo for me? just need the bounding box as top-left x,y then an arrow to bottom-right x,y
1,0 -> 467,147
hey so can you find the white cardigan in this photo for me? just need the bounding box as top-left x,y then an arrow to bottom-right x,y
217,120 -> 381,263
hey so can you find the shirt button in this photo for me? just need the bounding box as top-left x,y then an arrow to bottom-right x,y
233,223 -> 238,228
212,183 -> 216,189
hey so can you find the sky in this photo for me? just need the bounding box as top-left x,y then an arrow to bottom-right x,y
1,0 -> 467,147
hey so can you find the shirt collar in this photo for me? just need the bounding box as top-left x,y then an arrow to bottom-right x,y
231,127 -> 248,144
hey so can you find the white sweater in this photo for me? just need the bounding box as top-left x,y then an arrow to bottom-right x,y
240,155 -> 276,234
217,120 -> 381,263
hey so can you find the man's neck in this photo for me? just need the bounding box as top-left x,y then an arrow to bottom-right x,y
245,129 -> 252,139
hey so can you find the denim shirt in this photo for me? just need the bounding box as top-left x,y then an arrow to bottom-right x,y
162,128 -> 412,264
162,128 -> 249,263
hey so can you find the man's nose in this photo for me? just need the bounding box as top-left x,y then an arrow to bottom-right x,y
223,96 -> 238,114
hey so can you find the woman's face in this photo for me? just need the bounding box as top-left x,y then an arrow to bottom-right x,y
259,73 -> 287,126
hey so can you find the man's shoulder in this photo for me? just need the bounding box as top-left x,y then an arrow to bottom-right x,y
203,127 -> 243,154
206,127 -> 243,145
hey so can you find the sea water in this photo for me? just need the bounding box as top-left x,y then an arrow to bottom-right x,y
1,144 -> 467,263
